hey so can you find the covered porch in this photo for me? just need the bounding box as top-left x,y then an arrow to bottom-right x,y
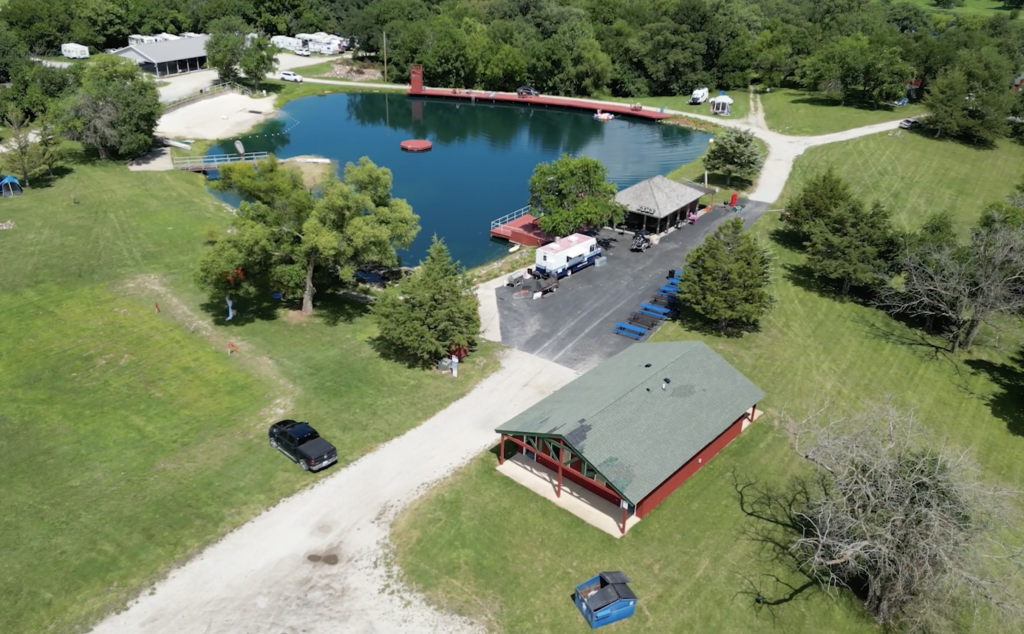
498,433 -> 639,536
615,175 -> 714,234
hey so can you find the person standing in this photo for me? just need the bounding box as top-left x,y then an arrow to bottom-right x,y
450,353 -> 459,378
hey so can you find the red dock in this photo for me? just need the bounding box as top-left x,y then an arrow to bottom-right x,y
407,87 -> 674,121
489,207 -> 550,247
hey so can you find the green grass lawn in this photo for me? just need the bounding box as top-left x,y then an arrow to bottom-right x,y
606,89 -> 750,122
759,88 -> 927,135
668,137 -> 770,203
0,155 -> 499,633
780,132 -> 1024,235
392,213 -> 1024,633
905,0 -> 1022,18
261,79 -> 404,107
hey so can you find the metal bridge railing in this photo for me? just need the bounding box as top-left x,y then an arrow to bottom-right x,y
171,151 -> 270,169
490,205 -> 532,229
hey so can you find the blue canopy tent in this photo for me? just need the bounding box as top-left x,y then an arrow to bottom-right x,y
1,175 -> 23,197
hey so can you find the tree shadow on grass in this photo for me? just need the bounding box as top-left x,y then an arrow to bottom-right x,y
669,301 -> 762,338
768,225 -> 805,253
199,293 -> 281,326
729,472 -> 839,622
317,288 -> 370,326
964,349 -> 1024,437
367,335 -> 436,370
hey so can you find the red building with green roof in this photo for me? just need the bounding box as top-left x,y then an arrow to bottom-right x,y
496,341 -> 764,534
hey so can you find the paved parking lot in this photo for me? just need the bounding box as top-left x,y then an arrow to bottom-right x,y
496,202 -> 768,371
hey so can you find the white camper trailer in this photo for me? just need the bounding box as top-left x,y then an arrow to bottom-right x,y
689,87 -> 709,105
61,43 -> 90,59
534,234 -> 602,278
128,34 -> 159,46
270,35 -> 303,52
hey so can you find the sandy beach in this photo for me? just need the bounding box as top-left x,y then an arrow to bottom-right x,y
156,93 -> 278,140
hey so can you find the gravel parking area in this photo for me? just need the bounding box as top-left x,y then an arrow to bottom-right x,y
496,202 -> 768,371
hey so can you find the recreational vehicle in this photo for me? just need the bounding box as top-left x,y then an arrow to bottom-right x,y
61,43 -> 90,59
534,234 -> 601,278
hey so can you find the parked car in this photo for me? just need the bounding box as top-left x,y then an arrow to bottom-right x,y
281,71 -> 303,83
517,85 -> 540,97
899,117 -> 920,129
295,49 -> 310,57
268,420 -> 337,472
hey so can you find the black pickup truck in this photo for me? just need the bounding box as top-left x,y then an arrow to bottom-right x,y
268,420 -> 338,472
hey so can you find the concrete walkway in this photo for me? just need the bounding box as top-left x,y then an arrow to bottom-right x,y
90,349 -> 577,634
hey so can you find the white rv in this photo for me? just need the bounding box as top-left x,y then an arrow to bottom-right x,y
271,35 -> 303,52
534,234 -> 602,278
689,87 -> 709,105
61,43 -> 90,59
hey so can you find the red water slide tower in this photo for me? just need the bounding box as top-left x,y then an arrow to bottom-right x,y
410,64 -> 423,93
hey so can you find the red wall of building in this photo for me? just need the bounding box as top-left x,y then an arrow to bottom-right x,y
635,416 -> 744,518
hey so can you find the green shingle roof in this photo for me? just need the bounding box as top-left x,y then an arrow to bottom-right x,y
496,342 -> 765,504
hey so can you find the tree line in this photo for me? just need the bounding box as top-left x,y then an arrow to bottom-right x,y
4,1 -> 1024,108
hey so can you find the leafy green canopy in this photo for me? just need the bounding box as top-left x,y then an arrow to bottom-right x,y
787,167 -> 897,294
57,55 -> 160,160
206,16 -> 250,84
678,217 -> 774,332
371,237 -> 481,366
528,153 -> 625,237
702,128 -> 764,186
195,156 -> 420,315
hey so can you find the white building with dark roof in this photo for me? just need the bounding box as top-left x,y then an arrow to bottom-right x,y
113,35 -> 210,77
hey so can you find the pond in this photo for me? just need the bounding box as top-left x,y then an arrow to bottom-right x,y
211,92 -> 713,269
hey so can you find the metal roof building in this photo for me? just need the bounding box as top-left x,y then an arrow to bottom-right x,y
496,341 -> 764,534
113,35 -> 210,77
614,175 -> 713,233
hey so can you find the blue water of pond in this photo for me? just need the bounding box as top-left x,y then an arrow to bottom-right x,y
209,92 -> 712,269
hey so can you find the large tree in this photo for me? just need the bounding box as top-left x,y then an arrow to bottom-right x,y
196,156 -> 420,315
206,16 -> 250,84
528,153 -> 625,236
58,55 -> 160,160
239,33 -> 278,92
764,402 -> 1022,632
702,128 -> 764,186
878,220 -> 1024,352
0,106 -> 43,187
804,200 -> 897,294
678,217 -> 774,332
924,47 -> 1014,144
371,237 -> 481,366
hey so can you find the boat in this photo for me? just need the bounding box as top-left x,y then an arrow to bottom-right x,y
508,244 -> 521,253
594,112 -> 615,122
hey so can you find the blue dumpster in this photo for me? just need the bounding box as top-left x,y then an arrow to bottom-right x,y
574,571 -> 637,629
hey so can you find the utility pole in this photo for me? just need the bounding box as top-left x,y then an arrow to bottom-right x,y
383,30 -> 387,83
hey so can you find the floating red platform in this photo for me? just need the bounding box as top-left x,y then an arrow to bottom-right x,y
400,139 -> 432,152
490,213 -> 550,247
407,87 -> 674,121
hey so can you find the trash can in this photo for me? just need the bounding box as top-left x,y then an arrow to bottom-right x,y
437,357 -> 452,372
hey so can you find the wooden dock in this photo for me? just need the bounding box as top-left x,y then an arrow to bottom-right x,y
408,87 -> 674,121
172,151 -> 270,172
490,206 -> 550,247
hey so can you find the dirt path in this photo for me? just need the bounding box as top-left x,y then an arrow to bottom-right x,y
90,348 -> 576,634
124,275 -> 297,422
656,92 -> 903,204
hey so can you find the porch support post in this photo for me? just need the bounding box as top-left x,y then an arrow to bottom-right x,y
557,446 -> 564,498
751,403 -> 757,420
499,434 -> 505,464
621,503 -> 627,534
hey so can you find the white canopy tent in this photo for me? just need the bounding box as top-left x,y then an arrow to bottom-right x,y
709,93 -> 733,115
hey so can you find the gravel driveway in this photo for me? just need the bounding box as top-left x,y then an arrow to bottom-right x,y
89,349 -> 577,634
